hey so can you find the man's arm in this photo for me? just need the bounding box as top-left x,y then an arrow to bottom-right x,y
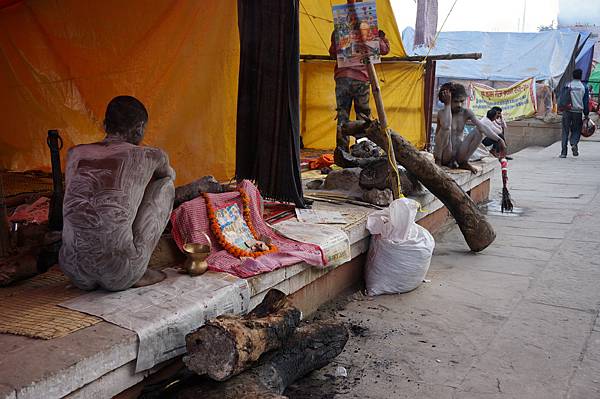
497,115 -> 507,130
467,110 -> 505,150
437,89 -> 452,133
329,31 -> 337,58
378,30 -> 390,55
153,149 -> 176,181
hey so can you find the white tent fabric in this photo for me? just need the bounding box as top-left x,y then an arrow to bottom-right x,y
402,27 -> 582,87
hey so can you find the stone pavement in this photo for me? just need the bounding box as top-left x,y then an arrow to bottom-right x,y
286,137 -> 600,399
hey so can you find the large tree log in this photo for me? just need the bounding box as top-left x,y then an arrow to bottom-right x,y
183,289 -> 301,381
342,120 -> 496,252
176,322 -> 349,399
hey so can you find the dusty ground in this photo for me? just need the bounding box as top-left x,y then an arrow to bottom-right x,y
285,138 -> 600,399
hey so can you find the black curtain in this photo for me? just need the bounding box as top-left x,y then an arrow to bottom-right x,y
236,0 -> 306,208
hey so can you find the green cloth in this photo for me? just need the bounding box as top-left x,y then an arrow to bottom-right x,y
590,64 -> 600,96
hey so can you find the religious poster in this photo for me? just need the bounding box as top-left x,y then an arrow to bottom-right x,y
214,203 -> 257,250
467,77 -> 537,122
332,1 -> 380,68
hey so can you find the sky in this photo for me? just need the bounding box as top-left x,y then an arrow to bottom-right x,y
558,0 -> 600,26
391,0 -> 562,33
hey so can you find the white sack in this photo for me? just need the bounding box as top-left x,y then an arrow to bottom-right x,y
365,198 -> 435,296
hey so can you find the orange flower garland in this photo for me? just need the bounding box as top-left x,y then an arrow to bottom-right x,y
202,189 -> 277,258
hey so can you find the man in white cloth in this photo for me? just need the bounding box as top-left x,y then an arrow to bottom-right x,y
60,96 -> 175,291
480,106 -> 511,159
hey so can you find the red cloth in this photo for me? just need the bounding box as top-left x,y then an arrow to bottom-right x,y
8,197 -> 49,224
589,98 -> 598,113
308,154 -> 334,170
170,180 -> 326,278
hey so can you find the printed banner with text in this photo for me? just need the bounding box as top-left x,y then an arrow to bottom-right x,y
467,78 -> 537,122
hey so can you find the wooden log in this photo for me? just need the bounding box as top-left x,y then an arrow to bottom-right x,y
175,322 -> 349,399
183,289 -> 301,381
342,120 -> 496,252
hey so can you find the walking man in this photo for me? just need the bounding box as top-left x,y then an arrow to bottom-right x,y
560,68 -> 590,158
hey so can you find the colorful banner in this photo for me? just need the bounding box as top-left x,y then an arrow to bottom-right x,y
332,1 -> 380,68
467,77 -> 537,121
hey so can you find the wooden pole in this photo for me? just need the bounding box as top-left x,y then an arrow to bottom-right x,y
300,52 -> 482,62
365,63 -> 401,199
423,60 -> 437,152
0,175 -> 10,257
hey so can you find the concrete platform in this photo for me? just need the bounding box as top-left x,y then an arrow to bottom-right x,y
0,157 -> 497,399
505,117 -> 562,155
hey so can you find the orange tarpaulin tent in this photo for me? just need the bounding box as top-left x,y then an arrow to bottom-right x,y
0,0 -> 425,185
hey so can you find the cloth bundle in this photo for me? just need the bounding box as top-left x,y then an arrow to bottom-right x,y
170,180 -> 326,278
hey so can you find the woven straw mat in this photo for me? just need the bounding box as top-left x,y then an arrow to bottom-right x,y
0,268 -> 101,339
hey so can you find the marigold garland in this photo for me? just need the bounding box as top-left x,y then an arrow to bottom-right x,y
202,189 -> 277,258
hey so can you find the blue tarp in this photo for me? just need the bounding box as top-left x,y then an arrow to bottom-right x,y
575,36 -> 595,81
401,28 -> 591,88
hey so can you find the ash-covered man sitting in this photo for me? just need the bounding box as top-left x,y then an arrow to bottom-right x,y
60,96 -> 175,291
434,82 -> 506,172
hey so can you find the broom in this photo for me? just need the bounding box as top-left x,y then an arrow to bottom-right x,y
499,154 -> 513,212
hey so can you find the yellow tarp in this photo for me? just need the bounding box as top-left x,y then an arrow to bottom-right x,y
0,0 -> 425,184
0,1 -> 239,184
300,61 -> 425,150
299,0 -> 425,149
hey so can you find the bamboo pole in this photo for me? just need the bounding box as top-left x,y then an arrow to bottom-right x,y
365,62 -> 401,199
300,53 -> 482,62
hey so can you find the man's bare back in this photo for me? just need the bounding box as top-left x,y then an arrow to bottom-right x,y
59,96 -> 175,291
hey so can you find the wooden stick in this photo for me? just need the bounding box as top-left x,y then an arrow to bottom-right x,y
300,52 -> 482,62
0,175 -> 10,257
366,63 -> 401,199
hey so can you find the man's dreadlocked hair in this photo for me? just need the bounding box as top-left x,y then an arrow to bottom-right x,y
438,82 -> 468,102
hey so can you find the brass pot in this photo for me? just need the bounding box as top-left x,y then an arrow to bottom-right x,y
182,243 -> 210,276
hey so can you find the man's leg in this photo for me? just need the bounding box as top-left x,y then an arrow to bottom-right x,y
560,112 -> 571,157
433,127 -> 454,166
456,128 -> 484,173
352,79 -> 372,121
130,176 -> 175,288
570,112 -> 583,156
335,78 -> 353,150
